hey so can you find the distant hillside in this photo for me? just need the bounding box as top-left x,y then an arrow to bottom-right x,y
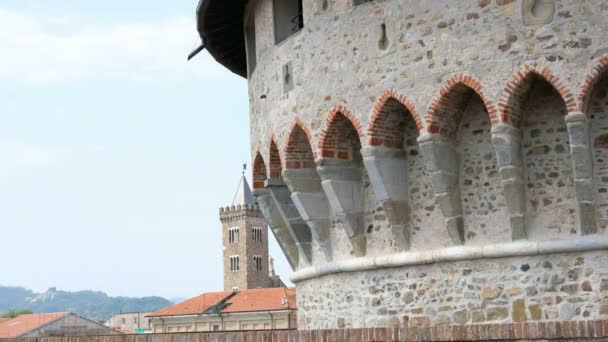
0,286 -> 171,321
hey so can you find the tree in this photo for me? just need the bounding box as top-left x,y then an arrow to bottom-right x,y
1,309 -> 33,318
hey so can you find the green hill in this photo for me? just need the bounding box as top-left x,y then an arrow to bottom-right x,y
0,286 -> 171,321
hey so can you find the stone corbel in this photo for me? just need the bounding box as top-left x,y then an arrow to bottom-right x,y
361,146 -> 410,251
264,178 -> 313,267
252,188 -> 300,269
492,123 -> 527,240
316,158 -> 366,257
566,112 -> 597,235
418,133 -> 464,245
283,168 -> 333,262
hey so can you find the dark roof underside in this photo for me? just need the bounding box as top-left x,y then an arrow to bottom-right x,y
197,0 -> 248,78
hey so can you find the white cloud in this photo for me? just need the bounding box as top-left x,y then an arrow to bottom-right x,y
0,141 -> 61,170
0,9 -> 225,84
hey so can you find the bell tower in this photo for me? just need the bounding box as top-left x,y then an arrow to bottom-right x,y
219,168 -> 274,291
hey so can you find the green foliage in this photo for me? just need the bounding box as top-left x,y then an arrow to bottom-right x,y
0,286 -> 171,321
1,308 -> 33,318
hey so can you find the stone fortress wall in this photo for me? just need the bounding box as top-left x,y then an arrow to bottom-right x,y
244,0 -> 608,330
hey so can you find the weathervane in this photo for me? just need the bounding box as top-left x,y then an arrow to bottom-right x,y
242,163 -> 247,176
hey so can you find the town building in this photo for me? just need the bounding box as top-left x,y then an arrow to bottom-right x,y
0,312 -> 121,338
146,287 -> 296,332
104,312 -> 151,334
145,173 -> 294,332
193,0 -> 608,331
220,174 -> 285,291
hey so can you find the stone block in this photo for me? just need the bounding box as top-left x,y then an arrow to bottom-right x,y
432,314 -> 450,326
472,311 -> 485,323
435,191 -> 462,218
362,147 -> 408,202
429,170 -> 459,194
453,310 -> 469,325
566,120 -> 590,147
510,214 -> 527,240
529,304 -> 542,321
574,178 -> 593,202
409,316 -> 430,327
492,130 -> 522,168
499,165 -> 523,181
570,144 -> 592,179
321,179 -> 363,214
480,286 -> 501,300
419,138 -> 458,174
446,216 -> 465,245
283,168 -> 324,193
502,178 -> 526,214
578,201 -> 598,236
512,299 -> 527,322
291,192 -> 330,221
485,307 -> 509,321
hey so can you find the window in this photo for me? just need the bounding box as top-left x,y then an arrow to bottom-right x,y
230,255 -> 240,272
232,287 -> 239,292
252,227 -> 263,242
273,0 -> 303,44
228,228 -> 240,243
121,318 -> 126,324
253,255 -> 263,271
245,11 -> 257,75
354,0 -> 374,5
213,325 -> 220,332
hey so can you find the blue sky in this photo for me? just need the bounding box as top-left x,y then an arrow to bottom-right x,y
0,0 -> 292,299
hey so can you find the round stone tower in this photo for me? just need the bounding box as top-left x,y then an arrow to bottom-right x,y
196,0 -> 608,331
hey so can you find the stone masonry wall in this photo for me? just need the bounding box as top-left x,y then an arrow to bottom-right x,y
296,251 -> 608,330
241,0 -> 608,331
247,0 -> 608,261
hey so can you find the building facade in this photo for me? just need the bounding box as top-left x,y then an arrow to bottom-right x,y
104,312 -> 151,334
220,175 -> 285,291
0,313 -> 121,338
194,0 -> 608,331
146,288 -> 297,333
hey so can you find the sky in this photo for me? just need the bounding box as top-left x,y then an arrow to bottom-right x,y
0,0 -> 292,299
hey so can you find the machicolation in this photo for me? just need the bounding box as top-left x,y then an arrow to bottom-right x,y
196,0 -> 608,331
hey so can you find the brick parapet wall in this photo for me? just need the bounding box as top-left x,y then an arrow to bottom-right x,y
4,321 -> 608,342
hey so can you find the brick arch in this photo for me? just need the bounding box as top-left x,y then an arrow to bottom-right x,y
284,118 -> 316,169
498,64 -> 577,127
426,73 -> 498,137
268,136 -> 283,179
252,152 -> 267,189
577,55 -> 608,113
318,105 -> 364,160
368,90 -> 423,147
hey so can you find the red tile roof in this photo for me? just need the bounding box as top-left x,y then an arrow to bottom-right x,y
0,312 -> 70,338
147,288 -> 297,317
223,288 -> 296,313
147,291 -> 233,317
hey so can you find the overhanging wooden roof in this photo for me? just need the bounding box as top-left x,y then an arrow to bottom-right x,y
196,0 -> 248,78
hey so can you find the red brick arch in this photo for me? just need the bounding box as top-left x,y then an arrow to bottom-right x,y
268,136 -> 283,179
498,64 -> 577,127
284,118 -> 316,169
368,90 -> 423,147
318,105 -> 364,160
426,74 -> 498,137
252,152 -> 267,189
577,55 -> 608,113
